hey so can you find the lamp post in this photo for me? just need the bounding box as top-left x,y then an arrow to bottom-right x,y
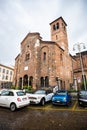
73,43 -> 86,90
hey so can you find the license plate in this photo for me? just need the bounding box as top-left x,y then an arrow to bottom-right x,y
22,98 -> 27,101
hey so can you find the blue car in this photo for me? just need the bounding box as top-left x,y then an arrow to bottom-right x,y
52,90 -> 71,106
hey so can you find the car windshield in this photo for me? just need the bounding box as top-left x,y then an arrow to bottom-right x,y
16,91 -> 26,96
56,91 -> 67,96
79,91 -> 87,95
34,90 -> 46,94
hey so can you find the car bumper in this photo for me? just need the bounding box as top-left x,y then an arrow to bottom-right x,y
52,101 -> 67,105
16,101 -> 30,108
30,99 -> 41,104
78,99 -> 87,106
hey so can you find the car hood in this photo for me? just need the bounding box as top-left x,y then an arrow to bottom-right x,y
79,95 -> 87,99
53,95 -> 66,99
27,93 -> 45,98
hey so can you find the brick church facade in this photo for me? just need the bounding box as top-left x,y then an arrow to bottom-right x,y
14,17 -> 74,90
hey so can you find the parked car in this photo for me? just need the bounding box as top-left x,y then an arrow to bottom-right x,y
78,90 -> 87,107
0,89 -> 30,111
52,90 -> 71,106
27,88 -> 53,106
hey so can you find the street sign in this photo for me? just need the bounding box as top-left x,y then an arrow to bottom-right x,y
77,77 -> 81,83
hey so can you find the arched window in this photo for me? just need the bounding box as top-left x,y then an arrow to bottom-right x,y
53,23 -> 59,30
23,75 -> 28,86
29,76 -> 33,87
53,24 -> 56,30
25,53 -> 30,61
45,76 -> 49,87
40,77 -> 44,87
56,23 -> 59,29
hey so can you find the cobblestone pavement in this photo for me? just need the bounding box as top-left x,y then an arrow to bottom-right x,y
0,101 -> 87,130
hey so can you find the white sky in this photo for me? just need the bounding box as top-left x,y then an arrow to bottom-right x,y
0,0 -> 87,66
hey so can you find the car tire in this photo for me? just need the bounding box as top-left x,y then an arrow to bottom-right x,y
78,102 -> 83,107
41,98 -> 45,106
67,101 -> 71,107
10,103 -> 16,112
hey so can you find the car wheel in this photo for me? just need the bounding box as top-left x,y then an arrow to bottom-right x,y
78,102 -> 83,107
10,103 -> 16,112
67,101 -> 71,107
41,98 -> 45,106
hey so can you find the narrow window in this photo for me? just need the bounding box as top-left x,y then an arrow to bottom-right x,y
3,69 -> 5,73
43,52 -> 46,61
56,35 -> 58,40
6,70 -> 9,74
60,53 -> 63,66
6,75 -> 8,80
53,24 -> 56,30
25,53 -> 30,61
60,53 -> 62,61
10,71 -> 12,75
64,26 -> 66,31
56,23 -> 59,29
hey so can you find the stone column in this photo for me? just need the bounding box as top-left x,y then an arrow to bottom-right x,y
44,77 -> 45,87
28,76 -> 29,87
74,78 -> 77,91
22,77 -> 23,89
58,79 -> 61,90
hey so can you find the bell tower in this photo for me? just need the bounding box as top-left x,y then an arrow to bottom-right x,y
50,17 -> 68,51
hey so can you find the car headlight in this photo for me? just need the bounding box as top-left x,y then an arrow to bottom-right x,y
63,98 -> 66,102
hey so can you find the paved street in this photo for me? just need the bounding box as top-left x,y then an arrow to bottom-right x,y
0,101 -> 87,130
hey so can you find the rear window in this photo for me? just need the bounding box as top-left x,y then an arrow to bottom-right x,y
16,91 -> 26,96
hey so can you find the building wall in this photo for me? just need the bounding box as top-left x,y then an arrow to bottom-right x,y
0,64 -> 14,88
73,51 -> 87,90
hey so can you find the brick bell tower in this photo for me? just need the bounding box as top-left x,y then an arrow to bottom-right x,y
50,17 -> 68,52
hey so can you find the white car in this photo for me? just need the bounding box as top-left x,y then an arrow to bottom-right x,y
27,89 -> 54,106
0,89 -> 30,111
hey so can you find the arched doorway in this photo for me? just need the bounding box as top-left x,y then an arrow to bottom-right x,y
41,77 -> 44,87
29,76 -> 33,87
23,75 -> 28,86
19,77 -> 22,88
45,76 -> 49,87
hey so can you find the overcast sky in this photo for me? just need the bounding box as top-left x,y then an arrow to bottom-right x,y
0,0 -> 87,66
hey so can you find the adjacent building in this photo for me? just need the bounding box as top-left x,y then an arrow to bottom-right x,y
0,64 -> 14,89
73,51 -> 87,90
14,17 -> 73,90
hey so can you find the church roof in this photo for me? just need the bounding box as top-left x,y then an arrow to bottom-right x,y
50,16 -> 67,26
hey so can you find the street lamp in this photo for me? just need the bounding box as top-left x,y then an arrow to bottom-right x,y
73,43 -> 86,90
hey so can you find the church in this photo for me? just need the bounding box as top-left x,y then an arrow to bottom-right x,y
14,17 -> 74,90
